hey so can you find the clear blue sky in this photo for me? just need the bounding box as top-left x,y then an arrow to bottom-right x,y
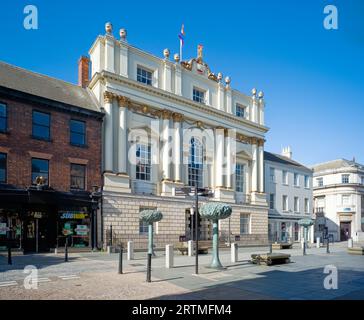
0,0 -> 363,166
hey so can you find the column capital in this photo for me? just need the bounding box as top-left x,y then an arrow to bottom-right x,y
161,109 -> 173,120
117,95 -> 131,108
257,138 -> 265,147
103,91 -> 114,104
172,112 -> 184,122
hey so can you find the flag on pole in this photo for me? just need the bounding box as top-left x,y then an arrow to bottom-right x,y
178,24 -> 185,61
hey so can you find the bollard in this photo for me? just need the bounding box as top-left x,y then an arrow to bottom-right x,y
65,237 -> 69,262
326,238 -> 330,254
127,241 -> 134,260
303,241 -> 306,256
118,246 -> 123,274
269,242 -> 273,254
110,225 -> 113,247
231,243 -> 238,263
166,244 -> 174,269
316,237 -> 320,248
347,238 -> 352,248
146,253 -> 152,283
7,243 -> 12,265
187,240 -> 193,257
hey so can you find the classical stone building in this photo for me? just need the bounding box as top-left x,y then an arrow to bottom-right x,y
87,23 -> 269,249
312,159 -> 364,242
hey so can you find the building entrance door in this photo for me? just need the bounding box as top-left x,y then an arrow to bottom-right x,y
340,222 -> 351,241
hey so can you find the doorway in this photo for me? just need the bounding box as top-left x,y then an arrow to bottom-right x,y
340,222 -> 351,241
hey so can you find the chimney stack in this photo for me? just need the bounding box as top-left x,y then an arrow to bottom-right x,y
78,56 -> 90,88
282,146 -> 292,159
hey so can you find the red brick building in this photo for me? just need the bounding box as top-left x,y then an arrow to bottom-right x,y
0,61 -> 104,253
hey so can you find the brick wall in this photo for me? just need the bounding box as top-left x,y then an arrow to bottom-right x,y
0,96 -> 102,191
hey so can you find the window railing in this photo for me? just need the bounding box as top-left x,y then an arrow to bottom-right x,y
235,193 -> 251,205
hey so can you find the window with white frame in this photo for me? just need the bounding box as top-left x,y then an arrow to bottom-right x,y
294,173 -> 299,186
294,197 -> 299,212
361,176 -> 364,185
304,175 -> 310,188
235,163 -> 245,192
269,167 -> 275,182
240,214 -> 250,234
137,66 -> 152,85
193,88 -> 205,104
282,170 -> 288,185
304,198 -> 309,213
188,137 -> 203,188
235,104 -> 246,118
136,143 -> 151,181
269,194 -> 275,210
317,177 -> 323,187
282,195 -> 288,211
342,174 -> 350,184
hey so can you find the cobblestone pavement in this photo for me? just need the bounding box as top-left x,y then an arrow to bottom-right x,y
0,242 -> 363,300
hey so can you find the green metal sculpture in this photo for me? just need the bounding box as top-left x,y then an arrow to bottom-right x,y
298,218 -> 314,243
200,202 -> 232,269
139,210 -> 163,255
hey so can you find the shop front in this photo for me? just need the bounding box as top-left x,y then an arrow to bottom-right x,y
0,185 -> 100,254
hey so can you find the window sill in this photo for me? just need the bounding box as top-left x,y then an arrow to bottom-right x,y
70,143 -> 88,149
31,135 -> 52,142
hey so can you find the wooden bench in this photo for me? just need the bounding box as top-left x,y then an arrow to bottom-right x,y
176,242 -> 209,255
348,247 -> 364,255
251,253 -> 291,266
272,242 -> 293,250
177,246 -> 188,255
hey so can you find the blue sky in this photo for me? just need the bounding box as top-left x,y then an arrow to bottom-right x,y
0,0 -> 363,166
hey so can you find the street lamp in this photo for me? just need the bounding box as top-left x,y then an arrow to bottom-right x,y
179,186 -> 213,274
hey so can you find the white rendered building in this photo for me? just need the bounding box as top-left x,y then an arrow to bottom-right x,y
87,23 -> 269,248
265,147 -> 314,243
312,159 -> 364,242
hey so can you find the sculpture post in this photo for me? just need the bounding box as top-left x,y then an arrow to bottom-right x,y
200,202 -> 232,270
148,223 -> 153,255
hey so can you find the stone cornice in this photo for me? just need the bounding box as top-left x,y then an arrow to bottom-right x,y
89,71 -> 269,134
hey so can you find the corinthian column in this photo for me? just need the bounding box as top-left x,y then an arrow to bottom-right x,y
173,113 -> 183,182
225,129 -> 233,189
103,91 -> 114,172
251,138 -> 258,192
117,96 -> 129,174
161,110 -> 172,180
215,128 -> 225,188
258,139 -> 265,193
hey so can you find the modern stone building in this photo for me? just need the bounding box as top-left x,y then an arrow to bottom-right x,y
87,23 -> 269,249
264,147 -> 314,243
312,159 -> 364,242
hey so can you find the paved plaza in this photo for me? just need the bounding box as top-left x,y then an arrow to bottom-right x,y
0,242 -> 363,300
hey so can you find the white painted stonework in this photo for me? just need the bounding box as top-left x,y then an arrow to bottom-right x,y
87,24 -> 269,247
265,149 -> 314,243
312,159 -> 364,242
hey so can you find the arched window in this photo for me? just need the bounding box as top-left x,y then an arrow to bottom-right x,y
188,137 -> 203,188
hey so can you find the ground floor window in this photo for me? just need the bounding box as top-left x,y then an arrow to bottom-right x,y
240,214 -> 250,235
294,222 -> 299,241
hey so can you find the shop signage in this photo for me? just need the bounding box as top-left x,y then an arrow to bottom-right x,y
75,225 -> 89,236
59,211 -> 88,220
30,212 -> 44,219
0,223 -> 9,235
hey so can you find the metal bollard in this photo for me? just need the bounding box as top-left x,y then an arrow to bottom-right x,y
303,241 -> 306,256
326,238 -> 330,254
146,253 -> 152,283
8,243 -> 12,265
269,242 -> 273,254
118,246 -> 123,274
65,237 -> 69,262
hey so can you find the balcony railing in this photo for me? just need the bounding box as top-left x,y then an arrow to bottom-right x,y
235,193 -> 251,205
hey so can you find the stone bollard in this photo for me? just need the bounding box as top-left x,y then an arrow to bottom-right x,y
107,246 -> 111,254
348,238 -> 353,248
301,238 -> 304,249
231,243 -> 238,263
127,241 -> 134,260
166,244 -> 174,269
188,240 -> 193,257
316,237 -> 321,248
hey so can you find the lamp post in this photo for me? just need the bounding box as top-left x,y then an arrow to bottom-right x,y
179,186 -> 213,275
190,207 -> 194,242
